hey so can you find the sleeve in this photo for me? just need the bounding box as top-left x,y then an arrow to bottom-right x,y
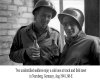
9,28 -> 26,63
55,33 -> 63,65
57,33 -> 64,53
91,37 -> 100,65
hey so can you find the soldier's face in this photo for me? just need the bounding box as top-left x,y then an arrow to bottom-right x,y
35,7 -> 52,28
62,16 -> 79,38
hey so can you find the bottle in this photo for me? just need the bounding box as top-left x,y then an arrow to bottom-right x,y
34,40 -> 40,49
31,40 -> 40,58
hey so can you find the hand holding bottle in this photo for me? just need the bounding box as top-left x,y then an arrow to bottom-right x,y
26,40 -> 40,60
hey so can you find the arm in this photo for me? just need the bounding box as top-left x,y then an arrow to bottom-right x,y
54,33 -> 62,65
9,28 -> 26,63
91,37 -> 100,65
9,28 -> 41,64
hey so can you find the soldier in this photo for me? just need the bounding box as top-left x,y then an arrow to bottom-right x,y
9,0 -> 62,65
58,8 -> 100,65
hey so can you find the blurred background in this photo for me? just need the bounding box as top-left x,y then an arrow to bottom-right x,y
0,0 -> 99,65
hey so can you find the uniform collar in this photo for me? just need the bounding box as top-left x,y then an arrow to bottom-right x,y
26,22 -> 51,33
26,22 -> 51,40
65,31 -> 86,44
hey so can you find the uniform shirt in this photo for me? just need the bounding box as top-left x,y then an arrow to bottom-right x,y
9,23 -> 62,65
59,31 -> 100,65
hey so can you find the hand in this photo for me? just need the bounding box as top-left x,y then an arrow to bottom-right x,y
26,40 -> 40,60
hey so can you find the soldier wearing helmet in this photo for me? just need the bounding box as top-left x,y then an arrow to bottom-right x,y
9,0 -> 62,65
58,8 -> 100,65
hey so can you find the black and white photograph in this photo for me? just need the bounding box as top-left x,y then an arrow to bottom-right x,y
0,0 -> 100,80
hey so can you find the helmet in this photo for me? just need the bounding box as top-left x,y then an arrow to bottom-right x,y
32,0 -> 57,18
58,8 -> 84,30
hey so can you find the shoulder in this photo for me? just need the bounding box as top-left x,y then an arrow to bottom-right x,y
49,27 -> 61,38
86,35 -> 100,45
50,27 -> 60,34
86,35 -> 100,41
18,26 -> 27,31
17,23 -> 33,33
49,27 -> 61,41
19,26 -> 27,30
15,26 -> 27,36
86,35 -> 100,53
